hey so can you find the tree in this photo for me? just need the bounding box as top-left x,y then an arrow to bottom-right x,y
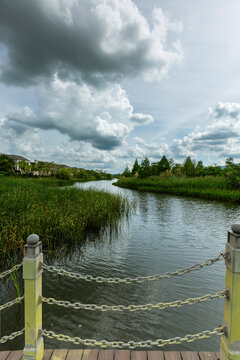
0,154 -> 14,173
224,157 -> 240,189
226,157 -> 234,167
19,160 -> 31,174
182,156 -> 195,177
56,168 -> 71,180
122,166 -> 131,177
172,163 -> 182,176
131,159 -> 140,176
195,161 -> 204,176
157,155 -> 170,174
139,157 -> 151,178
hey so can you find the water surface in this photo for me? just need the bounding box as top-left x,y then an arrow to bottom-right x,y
1,180 -> 240,351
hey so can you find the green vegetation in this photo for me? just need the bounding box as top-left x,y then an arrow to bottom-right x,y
0,153 -> 113,181
116,156 -> 240,203
0,154 -> 14,175
0,177 -> 129,261
115,175 -> 240,203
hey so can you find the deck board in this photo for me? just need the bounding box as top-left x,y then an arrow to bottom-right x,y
0,352 -> 11,360
43,350 -> 54,360
4,351 -> 22,360
82,349 -> 99,360
66,350 -> 84,360
115,350 -> 131,360
181,351 -> 199,360
164,351 -> 182,360
52,349 -> 69,360
98,350 -> 114,360
148,351 -> 164,360
198,352 -> 217,360
0,350 -> 221,360
131,351 -> 147,360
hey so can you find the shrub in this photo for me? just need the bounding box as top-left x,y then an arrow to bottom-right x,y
56,168 -> 71,180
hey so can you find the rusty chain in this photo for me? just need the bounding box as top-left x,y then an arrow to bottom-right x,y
42,290 -> 225,312
0,262 -> 23,280
42,252 -> 226,284
42,326 -> 224,348
0,329 -> 25,344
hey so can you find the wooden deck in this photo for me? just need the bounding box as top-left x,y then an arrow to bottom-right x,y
0,350 -> 220,360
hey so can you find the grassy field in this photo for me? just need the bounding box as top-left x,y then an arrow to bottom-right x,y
114,175 -> 240,203
0,176 -> 129,261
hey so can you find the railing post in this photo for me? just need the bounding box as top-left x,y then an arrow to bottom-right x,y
23,234 -> 44,360
220,224 -> 240,360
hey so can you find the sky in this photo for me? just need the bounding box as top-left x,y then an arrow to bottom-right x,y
0,0 -> 240,173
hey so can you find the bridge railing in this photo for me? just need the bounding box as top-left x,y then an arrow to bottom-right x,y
1,225 -> 240,360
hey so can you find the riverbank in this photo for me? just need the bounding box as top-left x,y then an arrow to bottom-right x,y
114,176 -> 240,203
0,177 -> 129,262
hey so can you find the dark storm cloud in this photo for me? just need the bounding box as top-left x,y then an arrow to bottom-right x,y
0,0 -> 182,86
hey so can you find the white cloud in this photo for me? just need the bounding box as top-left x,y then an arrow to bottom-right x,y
0,0 -> 182,86
130,113 -> 153,125
3,76 -> 153,150
171,102 -> 240,160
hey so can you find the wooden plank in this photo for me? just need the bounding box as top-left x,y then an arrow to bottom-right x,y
43,350 -> 54,360
164,352 -> 182,360
82,350 -> 99,360
51,349 -> 69,360
0,352 -> 11,360
66,350 -> 84,360
214,354 -> 220,360
131,351 -> 147,360
181,352 -> 200,360
148,351 -> 164,360
98,350 -> 114,360
198,353 -> 217,360
115,350 -> 131,360
5,351 -> 23,360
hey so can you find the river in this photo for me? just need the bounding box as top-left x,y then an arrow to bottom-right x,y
1,179 -> 240,351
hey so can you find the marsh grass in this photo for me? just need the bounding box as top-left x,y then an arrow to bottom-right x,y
0,177 -> 129,262
115,175 -> 240,203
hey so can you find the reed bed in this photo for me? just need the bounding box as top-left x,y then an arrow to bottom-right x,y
0,177 -> 129,261
115,176 -> 240,203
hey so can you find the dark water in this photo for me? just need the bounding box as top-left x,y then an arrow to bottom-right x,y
1,180 -> 240,351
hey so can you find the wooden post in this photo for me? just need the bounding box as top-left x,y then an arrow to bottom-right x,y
23,234 -> 44,360
220,224 -> 240,360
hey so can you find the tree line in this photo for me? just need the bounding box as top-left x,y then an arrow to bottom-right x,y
0,154 -> 112,181
122,156 -> 240,189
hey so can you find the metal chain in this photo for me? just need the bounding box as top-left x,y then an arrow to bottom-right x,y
42,290 -> 225,312
42,326 -> 224,349
43,252 -> 226,284
0,296 -> 24,312
0,329 -> 25,344
0,262 -> 23,280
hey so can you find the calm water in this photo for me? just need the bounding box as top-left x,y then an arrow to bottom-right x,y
1,180 -> 240,351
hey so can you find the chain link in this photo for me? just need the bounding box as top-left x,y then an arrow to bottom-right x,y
42,290 -> 225,312
0,329 -> 25,344
0,262 -> 23,280
42,326 -> 223,348
0,296 -> 24,312
43,252 -> 226,284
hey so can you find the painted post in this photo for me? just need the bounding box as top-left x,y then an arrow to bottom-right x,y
23,234 -> 44,360
220,224 -> 240,360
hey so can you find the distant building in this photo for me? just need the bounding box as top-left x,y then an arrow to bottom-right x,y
6,154 -> 31,172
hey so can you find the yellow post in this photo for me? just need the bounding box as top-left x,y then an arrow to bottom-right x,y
220,224 -> 240,360
23,234 -> 44,360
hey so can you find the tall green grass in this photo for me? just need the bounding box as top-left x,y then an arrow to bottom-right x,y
115,175 -> 240,203
0,177 -> 129,262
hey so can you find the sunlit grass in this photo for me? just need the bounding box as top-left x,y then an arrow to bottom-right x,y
0,177 -> 129,261
115,175 -> 240,203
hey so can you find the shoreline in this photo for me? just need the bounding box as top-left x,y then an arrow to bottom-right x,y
114,176 -> 240,204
